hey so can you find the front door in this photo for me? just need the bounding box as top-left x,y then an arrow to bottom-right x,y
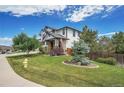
48,41 -> 54,52
50,41 -> 54,50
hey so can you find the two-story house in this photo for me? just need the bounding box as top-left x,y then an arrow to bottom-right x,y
39,26 -> 81,54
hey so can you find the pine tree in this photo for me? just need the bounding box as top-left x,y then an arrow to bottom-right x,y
80,25 -> 98,52
72,40 -> 90,65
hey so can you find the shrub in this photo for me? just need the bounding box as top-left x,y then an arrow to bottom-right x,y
39,46 -> 45,54
49,47 -> 64,56
81,58 -> 91,65
95,57 -> 117,65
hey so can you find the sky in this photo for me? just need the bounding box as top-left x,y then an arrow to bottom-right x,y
0,5 -> 124,46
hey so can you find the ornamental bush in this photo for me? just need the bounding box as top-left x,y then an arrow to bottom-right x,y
39,46 -> 45,54
49,47 -> 64,56
95,57 -> 117,65
72,40 -> 90,65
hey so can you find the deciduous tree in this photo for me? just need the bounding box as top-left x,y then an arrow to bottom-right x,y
13,33 -> 40,54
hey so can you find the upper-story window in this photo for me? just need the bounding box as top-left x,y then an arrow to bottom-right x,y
63,29 -> 65,35
73,30 -> 75,37
48,34 -> 50,37
52,30 -> 55,33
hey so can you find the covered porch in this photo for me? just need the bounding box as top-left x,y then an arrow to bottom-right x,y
44,38 -> 68,55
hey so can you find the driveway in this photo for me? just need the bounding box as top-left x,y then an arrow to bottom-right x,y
0,54 -> 44,87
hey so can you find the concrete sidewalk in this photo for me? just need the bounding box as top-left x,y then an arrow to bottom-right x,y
0,54 -> 44,87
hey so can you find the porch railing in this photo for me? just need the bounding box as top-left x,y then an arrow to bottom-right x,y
49,47 -> 64,56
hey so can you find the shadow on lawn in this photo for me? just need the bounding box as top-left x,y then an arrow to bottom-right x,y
7,53 -> 41,59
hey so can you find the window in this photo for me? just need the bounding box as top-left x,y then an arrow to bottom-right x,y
73,30 -> 75,37
48,34 -> 50,37
63,29 -> 65,35
52,30 -> 55,33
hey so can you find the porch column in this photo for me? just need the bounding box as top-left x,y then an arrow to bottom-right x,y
44,41 -> 48,48
60,39 -> 64,49
55,39 -> 59,47
44,41 -> 48,53
45,41 -> 47,46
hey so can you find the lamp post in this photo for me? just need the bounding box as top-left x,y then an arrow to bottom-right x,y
23,58 -> 28,68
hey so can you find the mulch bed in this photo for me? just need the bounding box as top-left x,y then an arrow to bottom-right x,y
63,61 -> 99,68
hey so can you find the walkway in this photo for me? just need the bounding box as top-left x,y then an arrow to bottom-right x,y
0,54 -> 44,87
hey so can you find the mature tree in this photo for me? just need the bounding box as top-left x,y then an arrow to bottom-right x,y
25,35 -> 40,54
112,32 -> 124,53
98,36 -> 115,53
72,39 -> 90,65
80,25 -> 98,52
13,32 -> 28,51
13,32 -> 40,54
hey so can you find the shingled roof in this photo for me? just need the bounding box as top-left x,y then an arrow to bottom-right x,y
41,26 -> 80,41
45,30 -> 69,40
44,26 -> 81,32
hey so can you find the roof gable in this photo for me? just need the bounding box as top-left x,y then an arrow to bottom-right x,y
41,29 -> 69,41
57,26 -> 81,33
42,26 -> 81,33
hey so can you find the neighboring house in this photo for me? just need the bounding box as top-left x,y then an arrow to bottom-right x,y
0,45 -> 13,54
39,26 -> 81,54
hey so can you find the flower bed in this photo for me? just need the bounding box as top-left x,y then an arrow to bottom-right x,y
63,61 -> 99,68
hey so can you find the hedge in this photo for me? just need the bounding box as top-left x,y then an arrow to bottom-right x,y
95,57 -> 117,65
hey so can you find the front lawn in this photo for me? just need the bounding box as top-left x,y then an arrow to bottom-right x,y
7,54 -> 124,87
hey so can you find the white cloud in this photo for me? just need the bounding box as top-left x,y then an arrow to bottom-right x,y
0,5 -> 67,17
101,5 -> 121,18
20,27 -> 25,30
66,5 -> 121,22
66,6 -> 104,22
0,5 -> 121,22
98,32 -> 117,37
101,14 -> 108,18
0,37 -> 12,46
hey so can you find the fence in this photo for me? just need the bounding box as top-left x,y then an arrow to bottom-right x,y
88,52 -> 124,64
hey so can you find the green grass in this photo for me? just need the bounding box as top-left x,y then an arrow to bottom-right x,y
7,54 -> 124,87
